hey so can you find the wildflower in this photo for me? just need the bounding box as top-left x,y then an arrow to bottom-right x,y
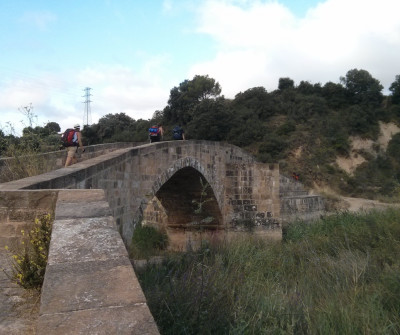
4,245 -> 9,251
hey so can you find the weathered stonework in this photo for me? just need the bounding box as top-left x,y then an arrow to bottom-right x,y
0,141 -> 282,248
0,142 -> 140,183
279,175 -> 325,223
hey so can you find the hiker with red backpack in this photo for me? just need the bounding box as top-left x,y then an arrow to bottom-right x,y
63,124 -> 84,167
149,124 -> 164,143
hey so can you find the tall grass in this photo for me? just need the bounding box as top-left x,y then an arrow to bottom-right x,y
136,208 -> 400,334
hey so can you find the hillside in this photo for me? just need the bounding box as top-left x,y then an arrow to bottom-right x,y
2,70 -> 400,204
308,121 -> 400,210
336,121 -> 400,175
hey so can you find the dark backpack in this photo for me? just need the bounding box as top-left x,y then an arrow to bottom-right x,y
172,126 -> 183,140
149,125 -> 160,137
62,129 -> 78,147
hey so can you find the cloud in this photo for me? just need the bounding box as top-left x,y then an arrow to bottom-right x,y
76,64 -> 170,120
0,63 -> 170,136
191,0 -> 400,96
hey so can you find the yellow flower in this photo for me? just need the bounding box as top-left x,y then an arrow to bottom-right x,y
4,245 -> 9,251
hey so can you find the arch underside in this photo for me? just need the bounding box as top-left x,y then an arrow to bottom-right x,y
144,166 -> 223,230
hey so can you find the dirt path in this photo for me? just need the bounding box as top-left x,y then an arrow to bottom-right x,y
339,197 -> 400,212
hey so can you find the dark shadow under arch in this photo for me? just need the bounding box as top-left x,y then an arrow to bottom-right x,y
155,167 -> 223,229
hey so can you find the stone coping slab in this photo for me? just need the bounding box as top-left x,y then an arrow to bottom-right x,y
40,258 -> 146,314
37,189 -> 159,334
37,304 -> 159,335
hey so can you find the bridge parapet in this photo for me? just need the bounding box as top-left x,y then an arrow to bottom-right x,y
38,189 -> 159,334
0,142 -> 141,183
0,189 -> 159,334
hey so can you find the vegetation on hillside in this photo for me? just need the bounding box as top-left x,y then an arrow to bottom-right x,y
136,208 -> 400,334
1,69 -> 400,199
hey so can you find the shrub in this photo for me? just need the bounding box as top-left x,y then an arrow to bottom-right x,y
130,222 -> 168,259
5,214 -> 52,289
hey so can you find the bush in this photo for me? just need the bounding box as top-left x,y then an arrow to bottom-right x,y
5,214 -> 52,289
130,223 -> 168,259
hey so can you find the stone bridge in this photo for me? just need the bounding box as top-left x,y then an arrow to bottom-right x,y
1,140 -> 281,248
0,140 -> 324,334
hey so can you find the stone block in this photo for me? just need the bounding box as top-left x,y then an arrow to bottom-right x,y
48,217 -> 126,265
37,303 -> 159,335
40,258 -> 146,314
55,201 -> 112,219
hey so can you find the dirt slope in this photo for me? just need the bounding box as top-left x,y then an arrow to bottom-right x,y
336,121 -> 400,175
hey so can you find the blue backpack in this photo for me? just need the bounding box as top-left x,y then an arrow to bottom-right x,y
172,126 -> 183,140
149,125 -> 160,137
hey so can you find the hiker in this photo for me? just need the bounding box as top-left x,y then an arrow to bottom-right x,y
172,125 -> 185,140
63,124 -> 84,167
149,124 -> 164,143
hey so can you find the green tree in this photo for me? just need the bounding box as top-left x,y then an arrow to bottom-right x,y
96,113 -> 136,142
0,129 -> 7,156
44,122 -> 61,134
187,98 -> 231,141
387,133 -> 400,164
297,80 -> 317,95
232,87 -> 274,120
389,75 -> 400,105
340,69 -> 383,107
163,75 -> 222,125
321,81 -> 348,109
278,77 -> 295,91
343,105 -> 379,138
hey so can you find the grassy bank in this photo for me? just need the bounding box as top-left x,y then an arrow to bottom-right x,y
136,208 -> 400,334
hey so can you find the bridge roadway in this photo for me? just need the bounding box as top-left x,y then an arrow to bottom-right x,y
0,140 -> 318,333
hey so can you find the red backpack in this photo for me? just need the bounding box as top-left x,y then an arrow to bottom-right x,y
61,129 -> 78,147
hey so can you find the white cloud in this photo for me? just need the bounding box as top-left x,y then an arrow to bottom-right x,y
0,63 -> 171,136
191,0 -> 400,96
76,64 -> 170,121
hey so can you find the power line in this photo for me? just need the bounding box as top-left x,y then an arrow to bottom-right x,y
82,87 -> 92,127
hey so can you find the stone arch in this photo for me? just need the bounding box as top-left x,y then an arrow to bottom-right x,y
142,158 -> 224,247
153,157 -> 210,187
149,157 -> 223,212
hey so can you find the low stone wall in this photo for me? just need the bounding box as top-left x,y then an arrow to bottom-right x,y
0,190 -> 58,334
280,195 -> 325,223
0,142 -> 142,183
279,175 -> 325,223
38,189 -> 159,334
0,189 -> 159,334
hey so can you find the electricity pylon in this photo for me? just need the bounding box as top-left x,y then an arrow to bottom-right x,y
82,87 -> 92,127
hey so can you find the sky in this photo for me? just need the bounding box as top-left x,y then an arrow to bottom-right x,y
0,0 -> 399,136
